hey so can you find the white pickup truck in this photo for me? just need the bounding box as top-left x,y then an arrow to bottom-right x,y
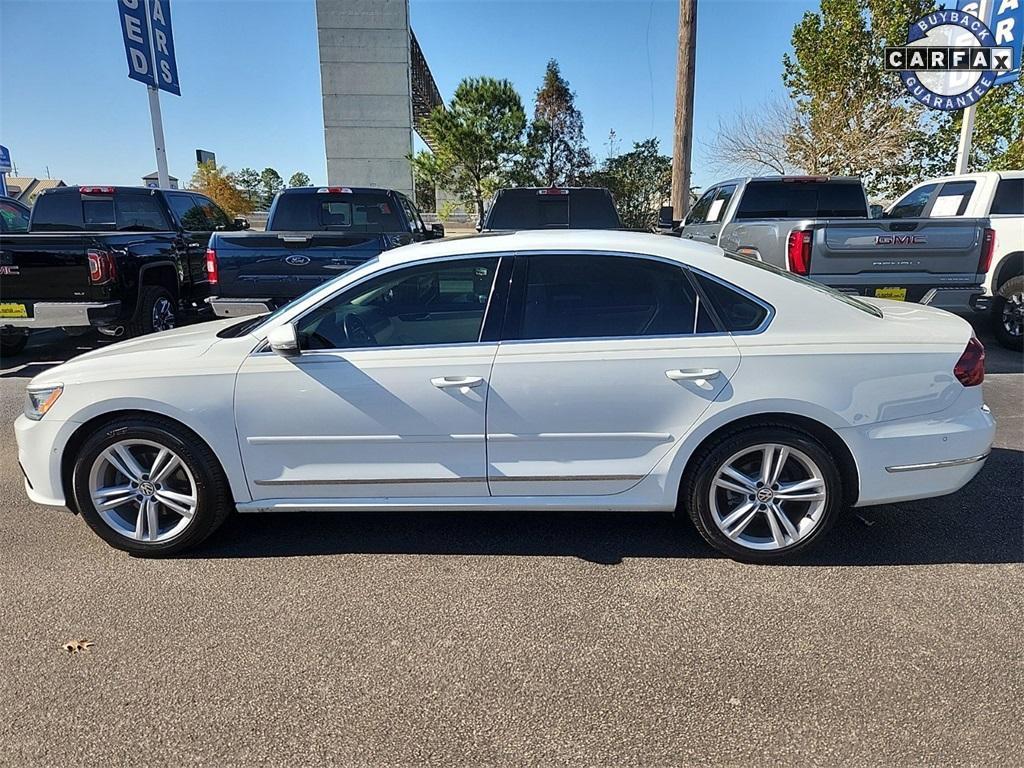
888,171 -> 1023,349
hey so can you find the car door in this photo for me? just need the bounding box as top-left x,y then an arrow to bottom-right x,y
679,187 -> 718,243
165,192 -> 214,294
234,255 -> 506,501
485,252 -> 742,497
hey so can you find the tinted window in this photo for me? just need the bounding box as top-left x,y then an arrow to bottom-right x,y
735,181 -> 866,219
83,199 -> 115,227
686,189 -> 717,225
166,193 -> 210,230
991,178 -> 1024,215
707,185 -> 736,223
397,193 -> 424,233
297,257 -> 498,349
694,273 -> 768,331
197,197 -> 230,229
0,201 -> 29,232
29,192 -> 86,231
114,193 -> 170,230
513,254 -> 714,341
930,181 -> 975,217
485,189 -> 621,229
270,192 -> 402,232
887,184 -> 938,218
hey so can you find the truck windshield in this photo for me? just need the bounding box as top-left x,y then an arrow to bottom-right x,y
486,189 -> 621,229
734,181 -> 866,219
270,193 -> 402,232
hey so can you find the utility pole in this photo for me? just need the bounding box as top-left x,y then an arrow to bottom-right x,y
671,0 -> 698,221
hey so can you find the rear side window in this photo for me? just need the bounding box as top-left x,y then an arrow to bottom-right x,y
887,184 -> 938,218
991,178 -> 1024,215
510,254 -> 715,341
707,184 -> 737,223
270,193 -> 402,232
0,201 -> 29,232
734,181 -> 866,219
31,192 -> 86,231
694,273 -> 769,332
114,194 -> 170,231
929,181 -> 975,217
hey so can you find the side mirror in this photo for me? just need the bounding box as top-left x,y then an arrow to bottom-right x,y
868,204 -> 883,219
234,216 -> 250,230
657,205 -> 675,232
267,323 -> 299,355
430,222 -> 445,239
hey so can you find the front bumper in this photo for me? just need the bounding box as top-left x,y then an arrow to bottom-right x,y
0,301 -> 121,330
15,413 -> 74,506
840,393 -> 996,507
208,297 -> 274,318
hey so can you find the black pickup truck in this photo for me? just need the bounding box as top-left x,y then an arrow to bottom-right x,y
0,186 -> 247,356
206,186 -> 443,318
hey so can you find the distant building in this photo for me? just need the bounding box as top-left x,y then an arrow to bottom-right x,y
5,177 -> 66,203
142,172 -> 180,189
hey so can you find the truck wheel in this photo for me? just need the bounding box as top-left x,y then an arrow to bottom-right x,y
127,285 -> 177,337
992,275 -> 1024,351
0,332 -> 29,357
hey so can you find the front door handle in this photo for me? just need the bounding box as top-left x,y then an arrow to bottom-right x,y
431,376 -> 484,389
708,233 -> 717,241
666,368 -> 721,382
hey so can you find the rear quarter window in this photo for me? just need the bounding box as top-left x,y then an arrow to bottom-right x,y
991,178 -> 1024,215
693,273 -> 769,331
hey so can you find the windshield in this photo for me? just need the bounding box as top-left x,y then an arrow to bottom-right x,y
726,252 -> 883,317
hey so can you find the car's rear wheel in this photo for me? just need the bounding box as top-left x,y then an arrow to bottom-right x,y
684,426 -> 843,562
71,416 -> 232,556
992,275 -> 1024,351
126,285 -> 177,337
0,331 -> 29,358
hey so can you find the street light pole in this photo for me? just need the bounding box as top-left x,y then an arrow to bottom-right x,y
671,0 -> 698,221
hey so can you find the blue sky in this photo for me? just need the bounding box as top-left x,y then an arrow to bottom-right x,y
1,0 -> 810,192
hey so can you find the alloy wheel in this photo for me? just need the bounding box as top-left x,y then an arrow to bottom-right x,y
87,439 -> 197,542
1001,291 -> 1023,338
709,443 -> 828,551
152,297 -> 176,332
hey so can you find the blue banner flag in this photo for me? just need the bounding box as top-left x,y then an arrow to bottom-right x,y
117,0 -> 180,95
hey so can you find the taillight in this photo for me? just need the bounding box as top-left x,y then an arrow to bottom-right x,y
205,248 -> 219,285
87,249 -> 116,284
316,187 -> 352,194
786,229 -> 813,276
80,186 -> 115,195
979,228 -> 996,274
954,336 -> 985,387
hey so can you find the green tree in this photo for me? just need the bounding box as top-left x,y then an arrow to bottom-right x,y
259,167 -> 284,208
288,171 -> 311,188
419,77 -> 528,221
528,59 -> 593,186
189,162 -> 250,217
587,138 -> 671,231
410,150 -> 445,212
236,167 -> 261,208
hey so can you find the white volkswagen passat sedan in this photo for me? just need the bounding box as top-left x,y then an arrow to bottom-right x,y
15,231 -> 995,562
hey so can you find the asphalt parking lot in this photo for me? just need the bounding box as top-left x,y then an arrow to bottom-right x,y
0,322 -> 1021,767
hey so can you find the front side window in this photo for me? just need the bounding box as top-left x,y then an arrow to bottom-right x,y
930,181 -> 976,217
686,189 -> 717,225
706,185 -> 736,223
166,193 -> 210,230
0,201 -> 30,232
296,257 -> 499,350
887,183 -> 938,219
197,197 -> 230,229
511,254 -> 714,341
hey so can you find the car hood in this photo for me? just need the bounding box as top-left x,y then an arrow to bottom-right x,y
29,318 -> 248,388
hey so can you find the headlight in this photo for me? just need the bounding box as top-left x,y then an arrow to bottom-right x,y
25,385 -> 63,420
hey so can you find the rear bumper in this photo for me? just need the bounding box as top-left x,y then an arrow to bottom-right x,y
0,301 -> 121,330
840,393 -> 996,507
208,297 -> 274,318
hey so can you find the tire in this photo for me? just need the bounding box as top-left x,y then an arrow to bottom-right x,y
992,275 -> 1024,351
682,425 -> 844,563
71,416 -> 233,556
126,285 -> 177,338
0,332 -> 29,358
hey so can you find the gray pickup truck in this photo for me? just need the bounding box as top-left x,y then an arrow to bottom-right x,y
677,176 -> 993,312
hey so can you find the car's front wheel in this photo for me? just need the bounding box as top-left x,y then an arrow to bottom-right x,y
684,425 -> 843,562
992,275 -> 1024,351
71,416 -> 232,556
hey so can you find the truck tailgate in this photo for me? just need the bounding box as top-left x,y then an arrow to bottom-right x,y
813,218 -> 986,278
213,231 -> 388,300
0,235 -> 93,301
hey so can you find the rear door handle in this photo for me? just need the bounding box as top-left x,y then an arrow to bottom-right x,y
666,368 -> 721,382
708,233 -> 717,240
431,376 -> 484,389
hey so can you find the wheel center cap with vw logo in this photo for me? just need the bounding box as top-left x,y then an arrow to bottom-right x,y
139,481 -> 156,496
756,487 -> 775,503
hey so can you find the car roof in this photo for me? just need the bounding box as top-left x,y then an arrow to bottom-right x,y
377,230 -> 722,269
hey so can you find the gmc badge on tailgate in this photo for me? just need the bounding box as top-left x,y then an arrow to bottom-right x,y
875,234 -> 927,245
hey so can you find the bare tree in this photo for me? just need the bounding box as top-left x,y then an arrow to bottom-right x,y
705,100 -> 796,176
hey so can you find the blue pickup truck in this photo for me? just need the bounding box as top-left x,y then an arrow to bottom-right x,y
206,186 -> 443,318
